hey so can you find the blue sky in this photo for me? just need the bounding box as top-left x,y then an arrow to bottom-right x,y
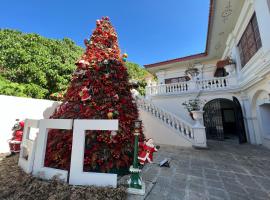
0,0 -> 209,66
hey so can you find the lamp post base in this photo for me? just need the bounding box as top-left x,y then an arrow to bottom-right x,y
127,181 -> 145,195
127,165 -> 145,195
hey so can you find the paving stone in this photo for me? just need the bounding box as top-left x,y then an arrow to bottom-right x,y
187,190 -> 208,200
246,167 -> 266,177
176,166 -> 189,173
209,196 -> 228,200
245,187 -> 270,200
171,180 -> 187,190
230,166 -> 248,174
128,142 -> 270,200
188,169 -> 204,178
215,164 -> 233,172
188,176 -> 204,185
219,171 -> 236,178
174,173 -> 187,180
189,182 -> 206,194
253,176 -> 270,191
261,169 -> 270,177
223,183 -> 247,194
148,184 -> 168,198
207,187 -> 228,199
155,177 -> 171,191
146,192 -> 168,200
191,160 -> 215,169
228,191 -> 250,200
159,168 -> 174,177
205,173 -> 221,181
220,176 -> 238,185
206,180 -> 224,189
166,188 -> 185,200
236,174 -> 261,189
142,168 -> 159,181
204,168 -> 219,176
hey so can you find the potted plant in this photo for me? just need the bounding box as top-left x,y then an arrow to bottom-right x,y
182,98 -> 205,120
185,67 -> 199,80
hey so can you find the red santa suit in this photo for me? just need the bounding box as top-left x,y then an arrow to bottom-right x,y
8,120 -> 24,153
138,138 -> 158,165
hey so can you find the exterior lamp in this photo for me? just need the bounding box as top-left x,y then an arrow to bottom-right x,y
127,120 -> 145,195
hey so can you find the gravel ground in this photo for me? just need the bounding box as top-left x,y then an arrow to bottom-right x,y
0,154 -> 127,200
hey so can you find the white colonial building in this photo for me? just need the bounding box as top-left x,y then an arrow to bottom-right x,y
138,0 -> 270,149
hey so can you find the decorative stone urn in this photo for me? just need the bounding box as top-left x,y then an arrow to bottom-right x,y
224,64 -> 236,76
190,110 -> 207,148
185,67 -> 199,80
191,110 -> 204,127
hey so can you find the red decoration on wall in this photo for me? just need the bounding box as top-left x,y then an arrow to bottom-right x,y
44,16 -> 144,173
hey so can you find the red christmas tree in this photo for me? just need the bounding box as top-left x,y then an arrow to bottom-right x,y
45,17 -> 144,174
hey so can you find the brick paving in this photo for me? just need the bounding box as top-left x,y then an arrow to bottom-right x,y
128,141 -> 270,200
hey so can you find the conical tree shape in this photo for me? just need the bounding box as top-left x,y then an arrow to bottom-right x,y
45,17 -> 144,173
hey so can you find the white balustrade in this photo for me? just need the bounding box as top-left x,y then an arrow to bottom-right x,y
137,97 -> 207,148
196,76 -> 231,90
146,76 -> 237,97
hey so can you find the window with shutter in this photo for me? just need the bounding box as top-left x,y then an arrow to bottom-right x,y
238,13 -> 262,67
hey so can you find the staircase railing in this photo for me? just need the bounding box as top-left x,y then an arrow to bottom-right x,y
136,96 -> 207,147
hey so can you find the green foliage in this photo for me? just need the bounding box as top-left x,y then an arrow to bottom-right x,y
0,29 -> 151,99
125,62 -> 151,95
0,29 -> 83,99
125,62 -> 149,81
182,98 -> 206,112
0,76 -> 47,98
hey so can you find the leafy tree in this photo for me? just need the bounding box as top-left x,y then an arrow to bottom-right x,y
0,75 -> 47,98
0,29 -> 151,98
125,62 -> 152,95
0,29 -> 83,99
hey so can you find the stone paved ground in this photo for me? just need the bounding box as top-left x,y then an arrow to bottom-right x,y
128,141 -> 270,200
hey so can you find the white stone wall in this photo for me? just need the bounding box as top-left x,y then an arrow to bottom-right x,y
220,0 -> 270,148
222,0 -> 270,86
155,63 -> 217,85
0,95 -> 193,153
0,95 -> 60,153
139,109 -> 192,147
243,77 -> 270,148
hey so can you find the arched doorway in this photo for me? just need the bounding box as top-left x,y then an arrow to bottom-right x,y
203,98 -> 247,143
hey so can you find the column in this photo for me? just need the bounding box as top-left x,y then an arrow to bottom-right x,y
191,110 -> 207,148
240,94 -> 259,144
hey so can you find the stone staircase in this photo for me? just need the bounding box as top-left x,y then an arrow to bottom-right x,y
136,96 -> 207,148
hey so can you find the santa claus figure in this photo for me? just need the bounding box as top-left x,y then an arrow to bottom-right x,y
138,138 -> 159,165
7,119 -> 24,156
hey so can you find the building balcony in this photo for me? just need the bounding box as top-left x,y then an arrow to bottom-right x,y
146,75 -> 238,97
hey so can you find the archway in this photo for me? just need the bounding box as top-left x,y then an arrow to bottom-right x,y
203,98 -> 247,143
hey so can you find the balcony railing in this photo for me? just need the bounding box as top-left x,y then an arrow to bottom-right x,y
146,76 -> 238,97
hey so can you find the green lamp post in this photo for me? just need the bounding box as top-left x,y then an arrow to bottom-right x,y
127,120 -> 145,195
